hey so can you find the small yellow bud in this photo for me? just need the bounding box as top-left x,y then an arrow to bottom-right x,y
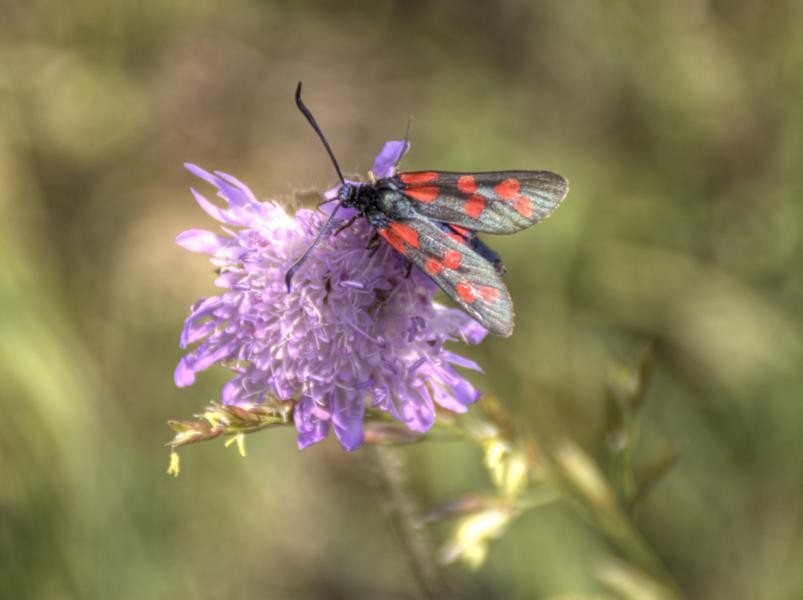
224,432 -> 247,457
483,439 -> 529,498
166,451 -> 181,477
439,505 -> 515,569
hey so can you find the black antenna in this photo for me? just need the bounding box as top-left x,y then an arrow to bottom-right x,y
295,81 -> 345,184
284,82 -> 349,292
393,114 -> 413,174
403,115 -> 413,152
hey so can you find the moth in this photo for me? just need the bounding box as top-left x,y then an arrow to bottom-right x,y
286,83 -> 569,336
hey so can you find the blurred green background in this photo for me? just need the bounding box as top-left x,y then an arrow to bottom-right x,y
2,1 -> 802,598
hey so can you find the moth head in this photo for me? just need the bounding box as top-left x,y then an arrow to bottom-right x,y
337,182 -> 358,206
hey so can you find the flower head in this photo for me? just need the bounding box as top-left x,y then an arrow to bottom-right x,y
174,141 -> 487,450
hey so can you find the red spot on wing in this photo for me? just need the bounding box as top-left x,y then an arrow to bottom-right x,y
405,186 -> 440,203
512,194 -> 533,218
457,175 -> 477,194
479,286 -> 500,302
425,258 -> 444,275
400,171 -> 438,185
494,178 -> 521,200
389,222 -> 420,249
378,228 -> 406,255
465,194 -> 486,219
449,225 -> 470,236
448,233 -> 466,245
443,250 -> 462,269
456,282 -> 477,303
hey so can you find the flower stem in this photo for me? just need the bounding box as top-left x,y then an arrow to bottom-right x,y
371,446 -> 449,600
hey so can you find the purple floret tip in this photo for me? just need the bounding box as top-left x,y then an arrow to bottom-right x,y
372,140 -> 410,178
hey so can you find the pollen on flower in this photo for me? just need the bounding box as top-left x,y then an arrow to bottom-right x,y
174,141 -> 488,451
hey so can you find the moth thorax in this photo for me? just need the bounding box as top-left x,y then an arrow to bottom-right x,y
354,184 -> 380,210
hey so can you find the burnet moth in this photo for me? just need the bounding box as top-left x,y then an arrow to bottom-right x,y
286,82 -> 569,337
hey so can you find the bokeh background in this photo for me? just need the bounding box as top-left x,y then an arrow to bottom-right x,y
2,1 -> 802,598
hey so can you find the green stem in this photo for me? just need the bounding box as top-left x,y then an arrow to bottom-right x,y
370,446 -> 450,600
554,478 -> 686,598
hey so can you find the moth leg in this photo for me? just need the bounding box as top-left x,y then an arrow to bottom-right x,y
366,231 -> 381,249
365,211 -> 392,256
316,197 -> 337,209
333,215 -> 358,236
366,232 -> 381,256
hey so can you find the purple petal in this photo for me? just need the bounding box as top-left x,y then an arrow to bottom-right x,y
184,163 -> 217,186
372,385 -> 389,409
443,350 -> 483,372
372,141 -> 410,178
214,270 -> 244,289
397,387 -> 435,432
434,370 -> 480,410
333,424 -> 364,451
331,392 -> 365,451
174,357 -> 195,387
213,171 -> 255,212
460,321 -> 488,345
186,164 -> 259,225
215,171 -> 258,203
408,356 -> 427,374
221,377 -> 244,405
322,185 -> 340,203
330,205 -> 359,220
176,229 -> 229,253
430,388 -> 470,413
190,188 -> 238,225
311,405 -> 331,420
297,427 -> 329,449
189,339 -> 239,374
186,296 -> 223,325
385,384 -> 433,432
295,397 -> 330,449
180,318 -> 216,349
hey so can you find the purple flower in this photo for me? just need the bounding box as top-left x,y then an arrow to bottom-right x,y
174,141 -> 487,451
